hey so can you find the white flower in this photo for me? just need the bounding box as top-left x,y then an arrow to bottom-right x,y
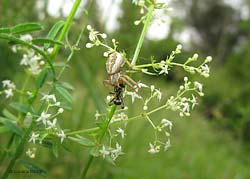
2,80 -> 16,89
46,118 -> 57,130
29,132 -> 39,143
148,143 -> 160,154
47,48 -> 53,54
143,105 -> 148,111
4,89 -> 14,98
159,64 -> 169,75
190,95 -> 198,109
11,45 -> 17,53
116,128 -> 125,139
36,112 -> 51,125
111,112 -> 128,123
95,110 -> 100,120
205,56 -> 212,62
57,130 -> 66,143
103,52 -> 109,57
164,139 -> 171,151
194,81 -> 203,95
181,102 -> 190,114
177,44 -> 182,50
111,143 -> 123,160
137,82 -> 148,88
200,64 -> 210,77
153,89 -> 162,101
86,43 -> 93,48
100,33 -> 107,39
20,34 -> 33,41
41,94 -> 57,103
26,148 -> 36,158
150,85 -> 155,92
99,146 -> 110,158
58,108 -> 64,113
161,119 -> 173,131
125,91 -> 142,103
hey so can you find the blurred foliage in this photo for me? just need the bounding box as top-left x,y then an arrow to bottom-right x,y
1,0 -> 250,178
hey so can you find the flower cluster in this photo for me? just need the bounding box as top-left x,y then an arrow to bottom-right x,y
1,80 -> 16,98
12,34 -> 52,75
27,93 -> 66,153
99,143 -> 123,161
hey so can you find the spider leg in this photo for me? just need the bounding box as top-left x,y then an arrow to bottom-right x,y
108,97 -> 115,106
119,76 -> 135,89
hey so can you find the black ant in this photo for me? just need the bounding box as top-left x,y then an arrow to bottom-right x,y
108,84 -> 125,109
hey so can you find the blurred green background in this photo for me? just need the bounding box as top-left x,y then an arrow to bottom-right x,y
1,0 -> 250,178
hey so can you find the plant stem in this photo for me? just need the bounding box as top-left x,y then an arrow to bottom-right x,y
50,0 -> 82,62
80,105 -> 117,179
131,5 -> 154,66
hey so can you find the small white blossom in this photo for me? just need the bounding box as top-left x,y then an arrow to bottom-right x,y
148,143 -> 160,154
103,52 -> 109,57
116,128 -> 125,139
150,85 -> 155,92
95,110 -> 100,120
200,64 -> 210,77
100,33 -> 107,39
153,89 -> 162,101
36,112 -> 51,125
2,80 -> 16,89
29,132 -> 39,143
4,89 -> 14,98
190,95 -> 198,109
181,102 -> 190,114
87,25 -> 92,30
26,148 -> 36,158
125,91 -> 142,103
164,139 -> 171,151
161,118 -> 173,131
205,56 -> 212,62
111,112 -> 128,123
143,105 -> 148,111
20,34 -> 33,42
137,82 -> 148,88
47,48 -> 53,54
99,146 -> 110,159
46,118 -> 57,130
194,81 -> 203,96
57,130 -> 66,143
111,143 -> 123,160
86,43 -> 93,48
58,108 -> 64,113
159,64 -> 169,75
41,94 -> 57,103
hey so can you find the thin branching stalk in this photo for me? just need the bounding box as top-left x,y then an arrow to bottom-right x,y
131,5 -> 154,66
80,105 -> 117,178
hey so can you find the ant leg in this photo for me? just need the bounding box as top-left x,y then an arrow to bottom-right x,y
108,97 -> 115,106
121,98 -> 125,109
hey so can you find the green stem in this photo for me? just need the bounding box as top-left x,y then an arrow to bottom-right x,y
50,0 -> 82,62
131,5 -> 154,66
80,105 -> 117,179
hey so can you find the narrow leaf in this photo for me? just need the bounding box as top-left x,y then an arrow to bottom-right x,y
19,160 -> 47,176
11,23 -> 43,34
55,85 -> 72,104
68,135 -> 95,147
0,126 -> 10,134
3,109 -> 18,121
32,38 -> 63,46
1,118 -> 23,136
36,68 -> 48,89
9,102 -> 33,114
0,27 -> 11,33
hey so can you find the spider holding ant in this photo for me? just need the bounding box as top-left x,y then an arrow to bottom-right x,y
104,52 -> 139,108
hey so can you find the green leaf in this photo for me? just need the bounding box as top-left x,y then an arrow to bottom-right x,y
32,38 -> 64,46
68,135 -> 95,147
52,140 -> 59,158
60,82 -> 75,90
3,109 -> 18,121
45,20 -> 65,49
11,23 -> 43,34
36,68 -> 48,89
55,85 -> 72,104
47,21 -> 65,40
19,160 -> 47,176
9,102 -> 33,114
0,126 -> 11,134
1,118 -> 23,136
0,27 -> 11,33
